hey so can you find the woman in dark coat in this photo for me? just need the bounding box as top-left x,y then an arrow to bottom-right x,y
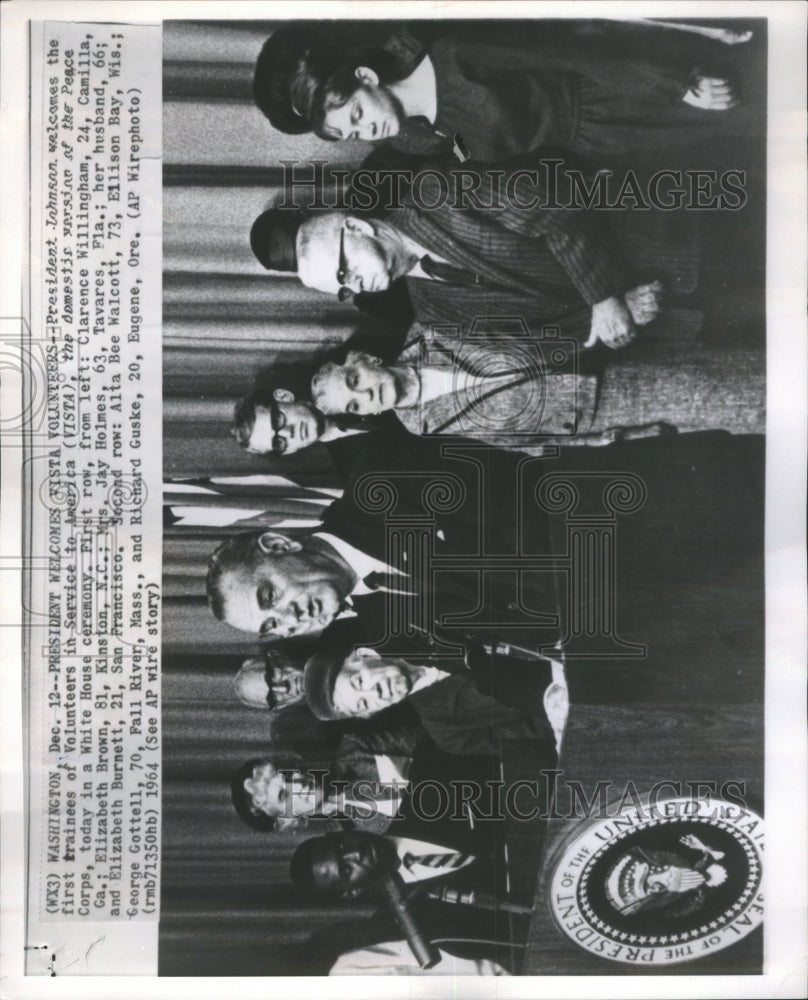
254,19 -> 761,168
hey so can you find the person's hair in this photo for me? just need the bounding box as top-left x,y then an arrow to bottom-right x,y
308,47 -> 408,139
231,357 -> 382,455
230,755 -> 303,833
206,531 -> 265,620
310,336 -> 403,418
289,835 -> 334,891
253,23 -> 428,136
231,360 -> 320,452
309,362 -> 343,415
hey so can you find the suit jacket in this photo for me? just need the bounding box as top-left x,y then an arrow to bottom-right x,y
393,328 -> 597,446
405,671 -> 555,758
319,428 -> 764,703
387,20 -> 757,167
320,428 -> 563,655
396,155 -> 700,339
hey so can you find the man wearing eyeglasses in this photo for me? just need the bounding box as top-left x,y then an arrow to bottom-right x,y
249,155 -> 681,352
232,388 -> 360,457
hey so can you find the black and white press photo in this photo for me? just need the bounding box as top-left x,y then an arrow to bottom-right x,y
3,2 -> 806,997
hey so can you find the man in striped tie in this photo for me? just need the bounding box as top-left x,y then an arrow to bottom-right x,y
291,829 -> 476,894
290,829 -> 518,974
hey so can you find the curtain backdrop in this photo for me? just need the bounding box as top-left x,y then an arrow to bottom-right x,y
160,21 -> 387,975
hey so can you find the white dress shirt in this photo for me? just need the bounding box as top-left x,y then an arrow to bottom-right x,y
313,531 -> 409,596
330,939 -> 509,976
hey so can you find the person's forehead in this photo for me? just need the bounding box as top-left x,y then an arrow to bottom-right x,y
298,216 -> 343,293
222,565 -> 262,622
333,670 -> 354,696
277,398 -> 308,420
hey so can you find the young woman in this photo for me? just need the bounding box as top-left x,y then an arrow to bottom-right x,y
255,19 -> 759,167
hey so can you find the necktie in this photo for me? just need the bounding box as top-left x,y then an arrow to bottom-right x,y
403,850 -> 471,872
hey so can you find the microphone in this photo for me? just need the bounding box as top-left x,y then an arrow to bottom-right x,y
379,872 -> 441,969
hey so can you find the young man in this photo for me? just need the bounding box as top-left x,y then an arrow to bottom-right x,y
231,361 -> 371,459
290,830 -> 513,975
291,829 -> 476,894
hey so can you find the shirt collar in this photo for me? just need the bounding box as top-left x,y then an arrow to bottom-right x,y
313,531 -> 406,596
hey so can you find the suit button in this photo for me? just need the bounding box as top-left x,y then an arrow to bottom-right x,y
508,602 -> 518,611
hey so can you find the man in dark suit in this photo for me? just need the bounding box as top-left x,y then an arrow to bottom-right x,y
207,426 -> 763,709
251,156 -> 676,351
290,829 -> 519,974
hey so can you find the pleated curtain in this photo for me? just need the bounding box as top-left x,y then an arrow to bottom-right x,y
160,21 -> 378,975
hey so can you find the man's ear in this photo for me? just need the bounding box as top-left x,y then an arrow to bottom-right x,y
272,388 -> 295,403
257,532 -> 302,556
344,216 -> 374,239
353,65 -> 380,89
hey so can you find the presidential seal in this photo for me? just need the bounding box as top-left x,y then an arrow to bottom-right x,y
549,797 -> 763,966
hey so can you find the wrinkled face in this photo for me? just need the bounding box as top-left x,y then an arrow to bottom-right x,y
312,353 -> 399,416
310,831 -> 400,892
332,649 -> 413,717
269,661 -> 305,705
218,540 -> 347,637
247,401 -> 324,456
244,761 -> 320,819
321,79 -> 402,142
297,215 -> 397,297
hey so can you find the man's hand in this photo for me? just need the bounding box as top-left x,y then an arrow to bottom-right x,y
625,280 -> 663,326
585,296 -> 636,350
683,75 -> 738,111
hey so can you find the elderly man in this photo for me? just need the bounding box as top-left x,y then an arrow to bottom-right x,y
302,639 -> 567,757
233,649 -> 306,709
250,156 -> 680,351
207,426 -> 763,714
